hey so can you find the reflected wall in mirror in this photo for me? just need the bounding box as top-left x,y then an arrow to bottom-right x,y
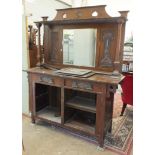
63,29 -> 97,67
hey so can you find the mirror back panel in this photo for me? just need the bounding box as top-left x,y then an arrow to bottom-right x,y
41,5 -> 128,72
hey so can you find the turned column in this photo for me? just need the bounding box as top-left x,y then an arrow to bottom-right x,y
35,22 -> 42,66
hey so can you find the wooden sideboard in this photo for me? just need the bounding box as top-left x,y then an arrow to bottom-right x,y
26,5 -> 128,147
27,67 -> 123,147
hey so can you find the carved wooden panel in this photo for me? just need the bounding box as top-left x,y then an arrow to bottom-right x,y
51,32 -> 58,61
100,31 -> 114,67
50,30 -> 63,64
95,25 -> 117,70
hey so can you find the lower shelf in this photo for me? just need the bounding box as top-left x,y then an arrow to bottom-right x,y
36,106 -> 61,123
65,116 -> 95,135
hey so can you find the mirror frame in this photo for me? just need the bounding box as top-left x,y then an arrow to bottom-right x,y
35,5 -> 129,73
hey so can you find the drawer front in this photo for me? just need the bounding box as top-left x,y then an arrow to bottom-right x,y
65,79 -> 104,93
30,74 -> 63,87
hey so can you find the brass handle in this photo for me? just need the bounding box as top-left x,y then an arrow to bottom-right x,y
40,76 -> 53,84
72,81 -> 92,90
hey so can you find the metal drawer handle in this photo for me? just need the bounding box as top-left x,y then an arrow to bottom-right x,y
40,76 -> 53,84
72,81 -> 92,90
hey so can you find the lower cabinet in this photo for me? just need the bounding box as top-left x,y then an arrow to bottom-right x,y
29,74 -> 115,147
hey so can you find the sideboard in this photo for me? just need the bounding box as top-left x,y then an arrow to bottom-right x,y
26,5 -> 128,147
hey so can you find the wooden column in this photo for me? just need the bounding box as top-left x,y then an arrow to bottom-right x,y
113,11 -> 129,74
41,17 -> 48,64
35,22 -> 42,66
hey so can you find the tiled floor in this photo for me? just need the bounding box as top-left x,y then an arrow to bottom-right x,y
23,116 -> 115,155
23,115 -> 132,155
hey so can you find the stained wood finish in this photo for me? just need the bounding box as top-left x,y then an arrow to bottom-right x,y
35,5 -> 128,73
27,68 -> 119,146
96,89 -> 106,147
27,5 -> 127,147
27,68 -> 124,85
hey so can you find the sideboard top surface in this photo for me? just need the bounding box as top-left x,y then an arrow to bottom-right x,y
27,67 -> 124,84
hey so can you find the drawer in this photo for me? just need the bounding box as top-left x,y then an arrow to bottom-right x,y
64,79 -> 104,93
30,74 -> 63,87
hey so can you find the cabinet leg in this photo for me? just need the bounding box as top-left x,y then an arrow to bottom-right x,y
108,126 -> 112,133
99,140 -> 104,148
98,136 -> 104,148
120,103 -> 127,116
108,121 -> 112,133
31,115 -> 35,124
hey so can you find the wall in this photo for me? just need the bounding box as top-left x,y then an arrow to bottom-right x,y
71,0 -> 133,41
25,0 -> 70,26
22,0 -> 70,115
22,1 -> 29,114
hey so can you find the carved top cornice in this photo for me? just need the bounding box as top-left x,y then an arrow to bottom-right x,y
53,5 -> 129,21
34,5 -> 129,25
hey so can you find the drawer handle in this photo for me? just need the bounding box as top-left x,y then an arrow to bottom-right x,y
40,76 -> 53,84
108,85 -> 117,93
72,81 -> 92,90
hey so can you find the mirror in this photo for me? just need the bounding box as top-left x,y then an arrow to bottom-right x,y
63,29 -> 97,67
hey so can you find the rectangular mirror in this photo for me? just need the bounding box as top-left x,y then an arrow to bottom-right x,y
63,28 -> 97,67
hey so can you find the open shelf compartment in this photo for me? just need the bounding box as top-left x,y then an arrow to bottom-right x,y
35,83 -> 61,123
64,88 -> 96,113
64,89 -> 96,134
36,106 -> 61,123
64,108 -> 96,135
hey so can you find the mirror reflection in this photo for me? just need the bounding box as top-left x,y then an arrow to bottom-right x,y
63,29 -> 97,67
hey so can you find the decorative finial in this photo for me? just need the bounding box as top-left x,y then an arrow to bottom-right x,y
119,11 -> 129,18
